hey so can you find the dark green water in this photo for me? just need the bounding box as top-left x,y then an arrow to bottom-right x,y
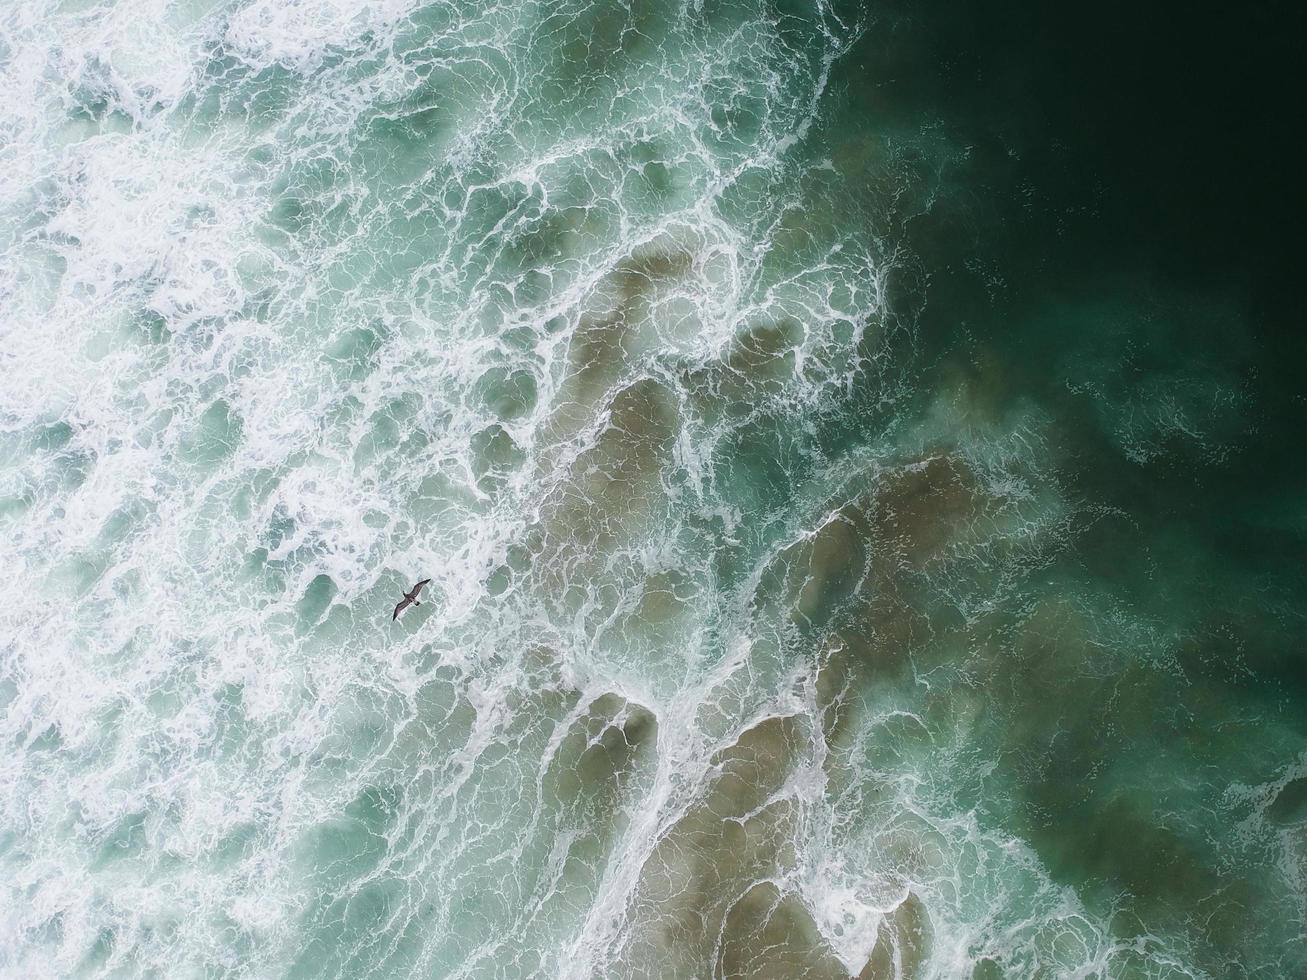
807,2 -> 1307,975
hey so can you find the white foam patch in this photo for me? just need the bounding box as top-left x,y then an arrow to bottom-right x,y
225,0 -> 418,68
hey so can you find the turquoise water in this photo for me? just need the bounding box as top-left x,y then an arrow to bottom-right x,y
2,1 -> 1303,977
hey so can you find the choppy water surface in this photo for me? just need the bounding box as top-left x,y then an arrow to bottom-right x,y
2,1 -> 1304,977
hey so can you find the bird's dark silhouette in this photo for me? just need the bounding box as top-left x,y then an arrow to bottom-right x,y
393,579 -> 431,620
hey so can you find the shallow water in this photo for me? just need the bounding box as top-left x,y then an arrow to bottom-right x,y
2,1 -> 1303,977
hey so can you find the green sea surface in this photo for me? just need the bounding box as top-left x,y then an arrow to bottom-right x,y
0,0 -> 1303,977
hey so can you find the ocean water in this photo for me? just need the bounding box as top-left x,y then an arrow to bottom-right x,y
1,1 -> 1304,977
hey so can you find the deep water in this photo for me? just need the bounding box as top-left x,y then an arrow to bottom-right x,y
1,1 -> 1303,978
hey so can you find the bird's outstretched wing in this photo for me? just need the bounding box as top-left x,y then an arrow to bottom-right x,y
393,597 -> 410,620
415,578 -> 431,593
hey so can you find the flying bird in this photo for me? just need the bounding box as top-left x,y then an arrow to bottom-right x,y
392,578 -> 431,620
